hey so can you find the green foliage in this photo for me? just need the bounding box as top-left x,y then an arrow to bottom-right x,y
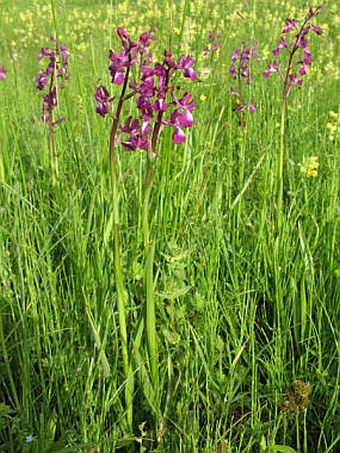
0,0 -> 339,452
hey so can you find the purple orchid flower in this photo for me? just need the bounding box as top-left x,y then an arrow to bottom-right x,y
176,55 -> 197,80
0,66 -> 6,81
95,86 -> 115,117
263,60 -> 280,78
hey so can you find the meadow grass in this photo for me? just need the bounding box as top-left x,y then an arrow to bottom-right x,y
0,0 -> 339,451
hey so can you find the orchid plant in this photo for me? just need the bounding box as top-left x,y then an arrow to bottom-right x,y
263,6 -> 322,102
203,30 -> 221,56
35,37 -> 70,187
263,6 -> 322,221
229,41 -> 261,132
95,27 -> 196,430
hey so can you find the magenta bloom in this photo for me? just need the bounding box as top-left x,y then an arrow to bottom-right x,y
0,66 -> 6,81
273,38 -> 288,56
120,117 -> 151,151
161,91 -> 195,144
109,49 -> 130,85
176,55 -> 197,81
249,100 -> 255,113
173,126 -> 186,145
95,86 -> 115,117
263,60 -> 279,78
283,18 -> 298,34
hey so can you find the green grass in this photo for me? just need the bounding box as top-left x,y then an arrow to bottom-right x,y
0,0 -> 339,451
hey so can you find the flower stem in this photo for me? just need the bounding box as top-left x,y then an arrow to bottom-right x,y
49,118 -> 56,188
109,62 -> 133,430
142,112 -> 164,389
238,69 -> 245,133
277,96 -> 286,228
48,71 -> 56,188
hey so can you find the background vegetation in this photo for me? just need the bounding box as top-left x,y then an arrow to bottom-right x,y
0,0 -> 339,451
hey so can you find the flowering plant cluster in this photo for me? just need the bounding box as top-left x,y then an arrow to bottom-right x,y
299,156 -> 319,178
0,66 -> 6,81
228,41 -> 261,130
263,6 -> 322,99
35,36 -> 70,126
95,27 -> 196,154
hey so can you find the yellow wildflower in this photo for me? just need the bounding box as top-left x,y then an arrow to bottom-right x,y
299,156 -> 319,178
326,123 -> 336,131
200,95 -> 207,102
326,121 -> 337,141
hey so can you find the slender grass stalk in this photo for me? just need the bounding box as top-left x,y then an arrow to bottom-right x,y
295,413 -> 300,452
0,313 -> 20,410
85,305 -> 111,378
0,91 -> 8,183
0,142 -> 5,186
50,0 -> 59,188
145,240 -> 157,385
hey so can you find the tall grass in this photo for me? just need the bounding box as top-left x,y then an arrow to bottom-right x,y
0,0 -> 339,451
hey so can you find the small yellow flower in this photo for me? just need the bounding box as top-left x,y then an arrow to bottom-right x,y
173,27 -> 181,35
200,95 -> 207,102
299,156 -> 319,178
326,121 -> 337,141
262,49 -> 270,60
326,122 -> 335,130
329,111 -> 337,119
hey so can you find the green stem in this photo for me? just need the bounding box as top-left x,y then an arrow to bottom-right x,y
237,69 -> 245,134
277,97 -> 286,230
143,160 -> 157,387
110,128 -> 133,432
49,118 -> 56,188
145,239 -> 157,386
48,66 -> 57,188
0,112 -> 6,183
108,60 -> 133,431
295,413 -> 301,452
142,110 -> 164,389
